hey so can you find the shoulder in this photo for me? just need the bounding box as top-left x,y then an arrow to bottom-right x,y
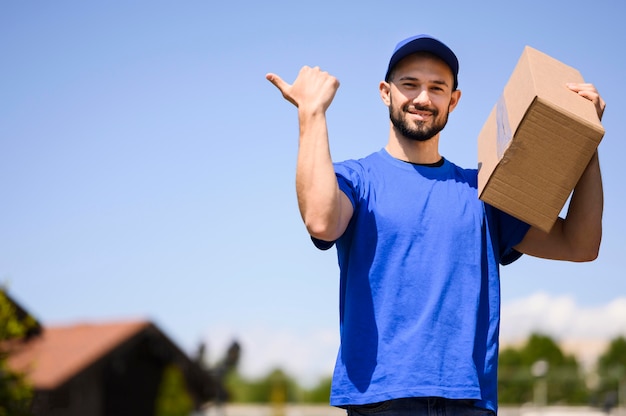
334,150 -> 387,181
335,149 -> 384,169
445,159 -> 478,188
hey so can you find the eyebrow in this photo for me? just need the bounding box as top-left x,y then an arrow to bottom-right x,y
397,76 -> 449,87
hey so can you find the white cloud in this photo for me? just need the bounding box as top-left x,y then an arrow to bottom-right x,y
501,292 -> 626,341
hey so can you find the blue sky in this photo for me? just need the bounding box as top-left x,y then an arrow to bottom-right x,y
2,1 -> 625,384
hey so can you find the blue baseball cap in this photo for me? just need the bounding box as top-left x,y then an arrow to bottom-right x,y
385,34 -> 459,90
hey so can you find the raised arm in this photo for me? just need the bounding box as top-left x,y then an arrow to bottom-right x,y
266,66 -> 353,241
515,83 -> 606,261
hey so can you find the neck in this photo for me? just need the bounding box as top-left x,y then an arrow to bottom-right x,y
385,129 -> 442,164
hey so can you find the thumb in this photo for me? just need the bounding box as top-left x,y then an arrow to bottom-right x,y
266,73 -> 296,106
266,73 -> 289,93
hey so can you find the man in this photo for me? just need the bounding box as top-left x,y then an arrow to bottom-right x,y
266,35 -> 605,415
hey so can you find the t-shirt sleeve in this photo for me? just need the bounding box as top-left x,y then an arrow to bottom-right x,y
311,236 -> 335,250
486,204 -> 531,266
335,163 -> 359,209
310,162 -> 359,251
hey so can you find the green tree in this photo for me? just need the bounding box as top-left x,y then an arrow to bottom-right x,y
499,346 -> 532,404
154,364 -> 194,416
223,371 -> 251,402
226,368 -> 299,403
594,336 -> 626,409
0,290 -> 34,416
526,334 -> 588,404
300,376 -> 332,403
498,333 -> 587,405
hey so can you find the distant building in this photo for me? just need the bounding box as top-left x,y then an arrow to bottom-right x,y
3,292 -> 216,416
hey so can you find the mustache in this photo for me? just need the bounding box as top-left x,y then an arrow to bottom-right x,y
404,104 -> 438,115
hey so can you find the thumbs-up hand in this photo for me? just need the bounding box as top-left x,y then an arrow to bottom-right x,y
266,66 -> 340,114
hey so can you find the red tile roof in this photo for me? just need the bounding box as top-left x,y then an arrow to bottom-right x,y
6,320 -> 152,390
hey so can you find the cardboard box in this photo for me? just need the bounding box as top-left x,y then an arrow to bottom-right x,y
477,46 -> 604,233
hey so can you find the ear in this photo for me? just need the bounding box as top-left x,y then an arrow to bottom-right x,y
448,89 -> 462,113
379,81 -> 391,106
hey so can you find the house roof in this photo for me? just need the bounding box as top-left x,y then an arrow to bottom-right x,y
6,320 -> 152,390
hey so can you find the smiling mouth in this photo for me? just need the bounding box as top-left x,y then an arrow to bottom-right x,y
408,109 -> 433,120
406,105 -> 435,118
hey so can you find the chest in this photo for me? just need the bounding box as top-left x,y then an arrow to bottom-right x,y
360,174 -> 483,242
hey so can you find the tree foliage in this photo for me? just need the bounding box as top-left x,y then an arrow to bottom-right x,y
0,290 -> 34,416
226,368 -> 300,404
498,333 -> 587,405
594,336 -> 626,409
154,364 -> 194,416
226,368 -> 333,404
300,376 -> 332,403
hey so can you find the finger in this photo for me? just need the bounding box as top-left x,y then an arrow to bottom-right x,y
566,82 -> 585,91
566,83 -> 605,120
566,82 -> 598,101
266,73 -> 290,93
566,82 -> 598,94
266,73 -> 298,107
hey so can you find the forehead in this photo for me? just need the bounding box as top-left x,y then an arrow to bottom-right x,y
391,52 -> 454,82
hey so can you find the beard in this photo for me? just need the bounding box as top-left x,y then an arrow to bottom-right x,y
389,95 -> 450,142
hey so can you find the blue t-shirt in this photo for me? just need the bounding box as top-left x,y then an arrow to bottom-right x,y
316,149 -> 529,412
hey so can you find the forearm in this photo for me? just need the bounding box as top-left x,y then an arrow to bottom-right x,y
515,151 -> 603,261
266,66 -> 347,239
517,83 -> 606,261
295,111 -> 346,241
562,150 -> 603,259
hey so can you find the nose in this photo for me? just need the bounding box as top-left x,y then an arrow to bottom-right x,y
412,89 -> 431,107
